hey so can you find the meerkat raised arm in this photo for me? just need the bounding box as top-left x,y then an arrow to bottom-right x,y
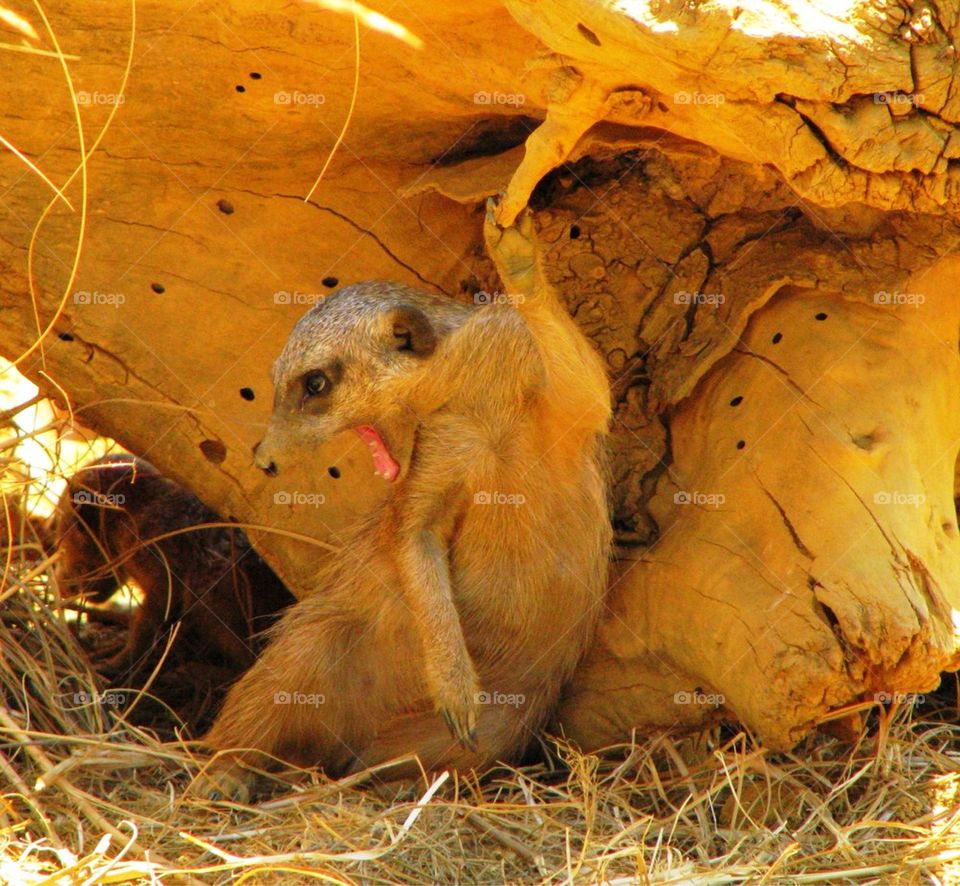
411,202 -> 608,435
483,201 -> 610,435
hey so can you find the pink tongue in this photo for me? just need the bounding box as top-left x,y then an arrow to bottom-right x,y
355,425 -> 400,482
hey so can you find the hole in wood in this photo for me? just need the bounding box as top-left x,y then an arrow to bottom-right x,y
239,387 -> 255,401
577,22 -> 601,45
570,224 -> 581,239
815,312 -> 828,321
736,440 -> 746,450
328,466 -> 341,479
217,199 -> 235,215
729,396 -> 743,407
200,439 -> 227,464
772,332 -> 783,344
235,84 -> 246,93
151,282 -> 165,294
322,276 -> 339,288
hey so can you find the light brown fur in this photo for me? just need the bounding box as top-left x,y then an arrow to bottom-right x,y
202,205 -> 611,799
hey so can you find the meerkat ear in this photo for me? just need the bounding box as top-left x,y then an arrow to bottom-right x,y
385,304 -> 437,357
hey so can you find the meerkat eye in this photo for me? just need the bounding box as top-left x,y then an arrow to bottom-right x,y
303,371 -> 330,397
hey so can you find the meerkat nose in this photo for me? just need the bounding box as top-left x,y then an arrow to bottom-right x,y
253,440 -> 279,476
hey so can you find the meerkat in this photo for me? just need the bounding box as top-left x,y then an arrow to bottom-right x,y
201,202 -> 611,800
54,455 -> 293,676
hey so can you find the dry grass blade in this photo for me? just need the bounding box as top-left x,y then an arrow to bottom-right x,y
0,133 -> 73,208
0,4 -> 38,39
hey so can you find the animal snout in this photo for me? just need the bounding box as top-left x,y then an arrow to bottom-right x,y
253,440 -> 279,477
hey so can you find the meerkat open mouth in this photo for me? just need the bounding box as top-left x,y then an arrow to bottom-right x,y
354,425 -> 400,482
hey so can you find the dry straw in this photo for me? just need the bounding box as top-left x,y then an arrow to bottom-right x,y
2,408 -> 960,884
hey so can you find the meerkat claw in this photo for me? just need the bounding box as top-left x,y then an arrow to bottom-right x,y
484,197 -> 504,253
485,195 -> 502,226
441,706 -> 479,752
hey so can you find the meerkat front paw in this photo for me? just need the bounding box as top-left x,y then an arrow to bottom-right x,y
432,664 -> 480,751
483,197 -> 537,288
439,700 -> 479,753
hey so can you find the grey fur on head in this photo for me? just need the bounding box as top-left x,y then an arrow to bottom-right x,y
271,282 -> 472,388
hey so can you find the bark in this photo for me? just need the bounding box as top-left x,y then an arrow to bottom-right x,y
2,0 -> 960,751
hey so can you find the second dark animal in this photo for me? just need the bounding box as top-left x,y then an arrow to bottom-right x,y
54,455 -> 293,677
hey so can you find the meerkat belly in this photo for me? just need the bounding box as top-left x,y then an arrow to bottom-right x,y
450,436 -> 606,662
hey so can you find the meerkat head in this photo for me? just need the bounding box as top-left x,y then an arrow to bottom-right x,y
254,282 -> 469,481
53,456 -> 153,602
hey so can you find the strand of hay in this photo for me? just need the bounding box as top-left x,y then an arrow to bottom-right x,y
3,495 -> 960,884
